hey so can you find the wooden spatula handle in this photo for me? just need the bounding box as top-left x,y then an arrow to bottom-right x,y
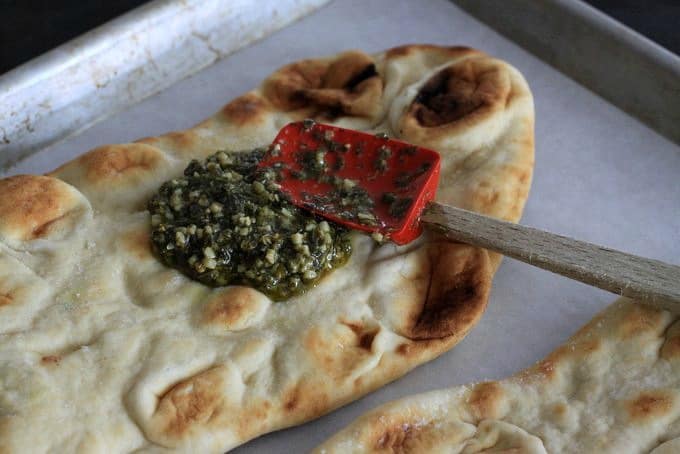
422,202 -> 680,310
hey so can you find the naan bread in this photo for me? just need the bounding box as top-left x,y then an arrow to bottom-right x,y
315,298 -> 680,454
0,45 -> 533,452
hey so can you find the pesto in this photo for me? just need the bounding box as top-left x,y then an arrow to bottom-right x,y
282,122 -> 411,230
381,192 -> 413,219
300,175 -> 378,227
394,162 -> 432,188
148,149 -> 352,301
374,145 -> 391,173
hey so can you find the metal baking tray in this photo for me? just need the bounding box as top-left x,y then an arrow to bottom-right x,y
0,0 -> 330,170
1,0 -> 678,453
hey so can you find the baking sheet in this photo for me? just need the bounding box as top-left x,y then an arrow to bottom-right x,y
3,0 -> 679,452
0,0 -> 330,169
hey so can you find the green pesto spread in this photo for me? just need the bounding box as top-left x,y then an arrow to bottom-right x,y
300,176 -> 378,227
148,149 -> 352,301
291,124 -> 384,229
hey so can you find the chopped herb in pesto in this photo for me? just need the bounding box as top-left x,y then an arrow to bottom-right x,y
300,175 -> 378,227
380,192 -> 413,219
381,192 -> 397,205
148,149 -> 352,301
374,145 -> 392,173
398,146 -> 418,163
394,162 -> 432,188
388,197 -> 413,219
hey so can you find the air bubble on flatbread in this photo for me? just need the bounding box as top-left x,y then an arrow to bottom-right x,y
117,217 -> 210,310
389,56 -> 531,153
132,363 -> 245,449
199,286 -> 271,332
50,143 -> 181,212
303,319 -> 384,382
463,420 -> 548,453
262,50 -> 385,129
0,175 -> 92,246
0,254 -> 51,334
122,259 -> 208,310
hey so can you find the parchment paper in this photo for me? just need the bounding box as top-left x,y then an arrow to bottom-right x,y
3,0 -> 679,452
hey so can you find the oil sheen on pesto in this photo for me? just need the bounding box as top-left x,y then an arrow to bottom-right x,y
148,149 -> 352,301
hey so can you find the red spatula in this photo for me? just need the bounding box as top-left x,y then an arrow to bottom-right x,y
259,121 -> 680,309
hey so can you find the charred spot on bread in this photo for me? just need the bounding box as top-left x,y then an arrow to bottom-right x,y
221,92 -> 271,125
262,51 -> 383,119
394,54 -> 522,151
78,144 -> 165,182
626,390 -> 676,422
385,44 -> 477,59
411,60 -> 508,127
200,286 -> 270,331
407,242 -> 491,340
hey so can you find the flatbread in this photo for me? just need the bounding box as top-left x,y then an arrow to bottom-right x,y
315,298 -> 680,454
0,45 -> 533,452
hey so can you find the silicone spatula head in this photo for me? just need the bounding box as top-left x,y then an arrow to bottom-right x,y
258,121 -> 441,244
